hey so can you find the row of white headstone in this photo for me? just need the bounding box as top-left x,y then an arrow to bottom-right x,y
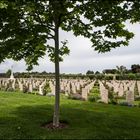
0,78 -> 140,105
99,80 -> 140,105
0,78 -> 95,99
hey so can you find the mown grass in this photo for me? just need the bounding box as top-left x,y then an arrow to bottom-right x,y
0,91 -> 140,139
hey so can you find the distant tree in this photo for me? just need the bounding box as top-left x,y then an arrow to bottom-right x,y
6,69 -> 11,77
86,70 -> 94,75
116,65 -> 127,76
41,71 -> 48,75
103,69 -> 117,74
95,71 -> 100,75
125,69 -> 132,74
131,64 -> 140,73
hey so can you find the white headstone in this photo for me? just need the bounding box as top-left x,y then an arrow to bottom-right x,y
126,89 -> 134,106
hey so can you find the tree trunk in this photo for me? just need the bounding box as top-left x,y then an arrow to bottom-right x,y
53,22 -> 60,127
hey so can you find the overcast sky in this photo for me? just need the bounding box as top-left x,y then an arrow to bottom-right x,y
0,23 -> 140,74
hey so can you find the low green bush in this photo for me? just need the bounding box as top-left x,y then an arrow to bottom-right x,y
43,82 -> 51,95
88,95 -> 100,102
88,84 -> 100,102
119,101 -> 129,106
135,96 -> 140,101
109,99 -> 118,105
68,93 -> 84,101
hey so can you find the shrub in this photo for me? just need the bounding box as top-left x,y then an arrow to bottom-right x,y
88,95 -> 100,102
104,75 -> 113,80
95,74 -> 105,80
138,103 -> 140,108
109,98 -> 117,105
116,96 -> 125,100
6,87 -> 14,92
119,101 -> 129,106
96,99 -> 106,104
68,93 -> 84,101
94,81 -> 99,87
23,85 -> 28,93
43,82 -> 51,95
135,96 -> 140,101
88,82 -> 100,102
134,82 -> 139,96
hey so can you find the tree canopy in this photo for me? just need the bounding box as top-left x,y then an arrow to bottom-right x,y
131,64 -> 140,73
0,0 -> 140,68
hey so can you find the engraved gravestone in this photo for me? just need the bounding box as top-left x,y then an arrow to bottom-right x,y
126,88 -> 134,106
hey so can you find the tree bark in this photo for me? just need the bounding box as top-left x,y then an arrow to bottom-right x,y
53,22 -> 60,127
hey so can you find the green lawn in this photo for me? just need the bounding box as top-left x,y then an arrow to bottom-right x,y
0,91 -> 140,139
